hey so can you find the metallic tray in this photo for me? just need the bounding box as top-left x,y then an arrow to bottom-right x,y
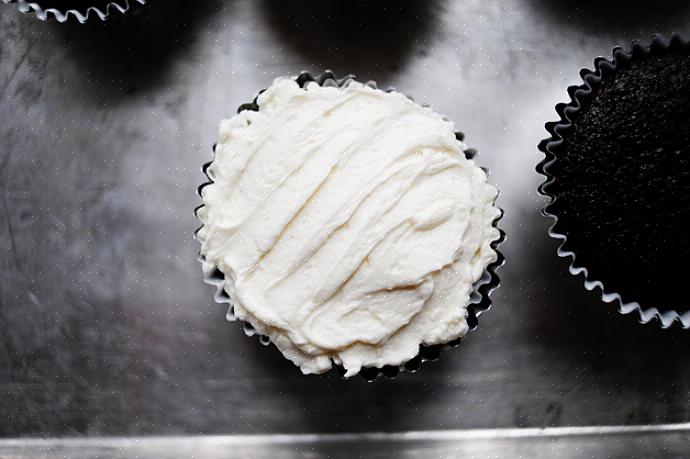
1,0 -> 689,457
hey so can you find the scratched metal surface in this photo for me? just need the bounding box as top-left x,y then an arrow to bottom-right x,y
2,428 -> 690,459
1,0 -> 690,449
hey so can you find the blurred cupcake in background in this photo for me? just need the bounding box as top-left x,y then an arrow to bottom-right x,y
196,72 -> 504,380
2,0 -> 146,23
538,35 -> 690,328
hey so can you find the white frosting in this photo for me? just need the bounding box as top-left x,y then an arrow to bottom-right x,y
198,78 -> 500,377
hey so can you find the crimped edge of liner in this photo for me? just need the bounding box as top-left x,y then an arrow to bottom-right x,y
536,34 -> 690,330
2,0 -> 146,23
195,70 -> 506,380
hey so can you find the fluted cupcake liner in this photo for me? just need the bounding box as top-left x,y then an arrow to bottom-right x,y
537,34 -> 690,329
2,0 -> 146,23
196,71 -> 505,380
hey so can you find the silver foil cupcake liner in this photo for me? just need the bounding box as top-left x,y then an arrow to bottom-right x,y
537,34 -> 690,329
196,71 -> 506,380
2,0 -> 146,23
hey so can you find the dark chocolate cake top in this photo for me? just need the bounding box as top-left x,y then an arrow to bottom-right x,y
547,46 -> 690,312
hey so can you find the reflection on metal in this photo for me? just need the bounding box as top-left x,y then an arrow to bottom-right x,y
2,424 -> 690,458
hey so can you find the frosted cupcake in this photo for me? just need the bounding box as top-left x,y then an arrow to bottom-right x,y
197,72 -> 503,378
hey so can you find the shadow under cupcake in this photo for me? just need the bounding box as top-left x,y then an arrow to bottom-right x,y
538,35 -> 690,328
196,71 -> 505,380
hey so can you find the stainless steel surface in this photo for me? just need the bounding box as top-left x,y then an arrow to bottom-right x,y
1,0 -> 690,456
2,425 -> 690,459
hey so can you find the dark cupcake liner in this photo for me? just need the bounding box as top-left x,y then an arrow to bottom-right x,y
2,0 -> 146,23
196,71 -> 506,380
537,34 -> 690,329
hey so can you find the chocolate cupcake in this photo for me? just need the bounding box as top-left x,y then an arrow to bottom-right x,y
196,71 -> 504,379
538,35 -> 690,328
3,0 -> 146,22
